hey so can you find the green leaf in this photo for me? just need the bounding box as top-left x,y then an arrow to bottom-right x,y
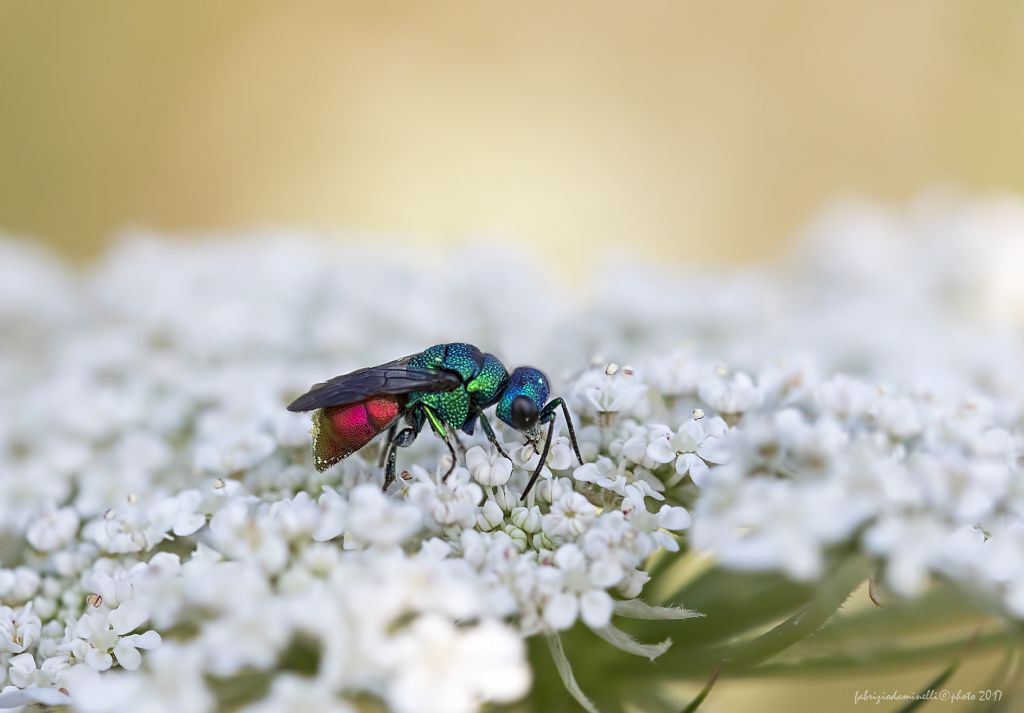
643,566 -> 817,648
547,633 -> 601,713
746,629 -> 1018,677
613,599 -> 702,621
658,555 -> 871,673
805,584 -> 990,651
590,623 -> 672,661
969,645 -> 1020,713
892,660 -> 959,713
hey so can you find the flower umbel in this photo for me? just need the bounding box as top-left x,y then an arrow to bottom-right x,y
4,197 -> 1024,711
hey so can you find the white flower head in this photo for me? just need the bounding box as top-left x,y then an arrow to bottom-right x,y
408,465 -> 483,529
26,507 -> 81,552
0,567 -> 41,605
542,492 -> 597,540
466,446 -> 513,487
387,616 -> 530,713
698,369 -> 764,415
0,603 -> 41,654
7,652 -> 70,689
345,484 -> 422,548
6,216 -> 1024,712
539,544 -> 615,630
240,674 -> 355,713
621,485 -> 690,552
572,368 -> 649,421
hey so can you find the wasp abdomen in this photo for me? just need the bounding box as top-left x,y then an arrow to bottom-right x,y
312,396 -> 402,471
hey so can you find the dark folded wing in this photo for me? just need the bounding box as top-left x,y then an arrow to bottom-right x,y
287,363 -> 461,412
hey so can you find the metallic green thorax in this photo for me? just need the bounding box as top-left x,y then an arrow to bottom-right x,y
467,353 -> 508,404
406,343 -> 509,432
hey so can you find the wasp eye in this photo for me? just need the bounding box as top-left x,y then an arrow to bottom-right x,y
510,395 -> 538,431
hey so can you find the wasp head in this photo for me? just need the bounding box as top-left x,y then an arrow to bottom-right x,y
497,366 -> 550,436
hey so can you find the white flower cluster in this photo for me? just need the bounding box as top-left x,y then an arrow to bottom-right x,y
2,194 -> 1024,711
0,235 -> 694,712
577,355 -> 1024,617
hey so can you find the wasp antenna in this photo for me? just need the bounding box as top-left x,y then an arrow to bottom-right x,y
541,397 -> 584,466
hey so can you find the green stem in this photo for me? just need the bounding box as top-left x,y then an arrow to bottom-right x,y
680,662 -> 723,713
892,660 -> 960,713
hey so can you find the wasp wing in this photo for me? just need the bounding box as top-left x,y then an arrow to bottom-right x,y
287,362 -> 461,412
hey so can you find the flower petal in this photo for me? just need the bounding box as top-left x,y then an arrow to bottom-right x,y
113,640 -> 142,671
544,593 -> 579,630
580,590 -> 613,628
109,601 -> 148,635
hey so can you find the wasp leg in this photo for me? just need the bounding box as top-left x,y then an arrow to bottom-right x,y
383,411 -> 425,493
440,434 -> 458,483
521,417 -> 556,501
449,428 -> 469,460
383,426 -> 421,493
377,423 -> 398,468
420,405 -> 458,483
540,397 -> 584,465
478,413 -> 511,460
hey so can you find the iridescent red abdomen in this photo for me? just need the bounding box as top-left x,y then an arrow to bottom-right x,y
312,396 -> 402,471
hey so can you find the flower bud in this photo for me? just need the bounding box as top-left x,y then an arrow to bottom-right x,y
60,589 -> 80,610
466,446 -> 513,486
532,477 -> 555,504
532,532 -> 555,551
617,569 -> 651,599
510,506 -> 542,534
477,500 -> 505,531
493,486 -> 515,513
504,525 -> 529,552
33,597 -> 57,620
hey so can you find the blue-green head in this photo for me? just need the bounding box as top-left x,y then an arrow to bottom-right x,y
497,366 -> 550,433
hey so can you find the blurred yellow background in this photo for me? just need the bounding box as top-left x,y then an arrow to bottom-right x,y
3,1 -> 1024,273
1,3 -> 1021,710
